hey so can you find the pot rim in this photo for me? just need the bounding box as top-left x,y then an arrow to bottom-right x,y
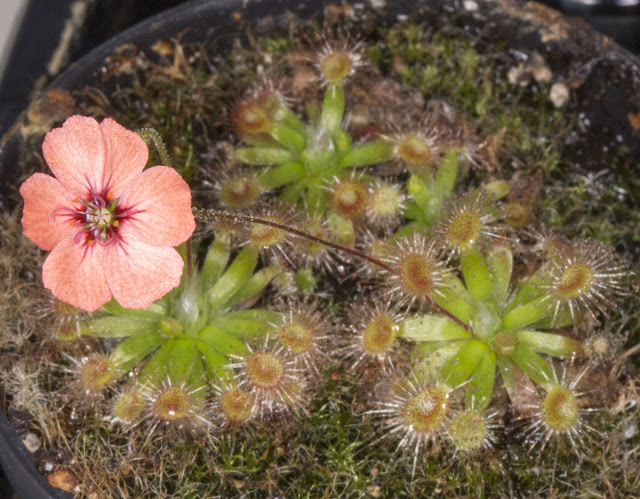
2,0 -> 640,496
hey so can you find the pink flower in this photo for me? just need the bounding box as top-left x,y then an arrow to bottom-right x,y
20,116 -> 196,312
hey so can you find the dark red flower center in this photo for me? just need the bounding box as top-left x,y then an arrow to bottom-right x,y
53,190 -> 139,246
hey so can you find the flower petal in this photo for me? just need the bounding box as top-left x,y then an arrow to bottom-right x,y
42,235 -> 112,312
118,165 -> 195,247
100,118 -> 149,196
104,237 -> 184,309
20,173 -> 79,251
42,115 -> 106,197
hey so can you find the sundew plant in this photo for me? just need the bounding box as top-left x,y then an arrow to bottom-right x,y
2,9 -> 640,498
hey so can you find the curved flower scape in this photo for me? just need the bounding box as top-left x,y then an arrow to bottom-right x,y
20,115 -> 195,311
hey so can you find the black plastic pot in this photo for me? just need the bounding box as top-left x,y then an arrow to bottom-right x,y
1,0 -> 640,496
0,0 -> 322,202
0,411 -> 69,498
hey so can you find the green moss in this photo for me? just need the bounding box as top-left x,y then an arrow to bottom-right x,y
86,405 -> 639,497
378,23 -> 568,181
258,36 -> 295,53
543,154 -> 640,251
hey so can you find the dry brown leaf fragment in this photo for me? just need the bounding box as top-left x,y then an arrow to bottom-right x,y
627,111 -> 640,131
19,89 -> 76,139
47,469 -> 80,492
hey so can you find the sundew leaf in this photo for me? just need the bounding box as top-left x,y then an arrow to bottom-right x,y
82,315 -> 160,338
504,264 -> 550,313
210,315 -> 275,339
109,329 -> 165,371
225,266 -> 280,308
219,309 -> 281,323
304,184 -> 326,216
270,122 -> 306,152
236,146 -> 294,165
460,248 -> 493,301
338,139 -> 393,168
531,306 -> 575,329
440,339 -> 487,387
207,246 -> 259,310
486,242 -> 513,305
496,356 -> 524,402
335,129 -> 352,155
518,330 -> 583,358
413,341 -> 465,383
410,340 -> 466,360
465,350 -> 496,411
198,324 -> 248,356
501,296 -> 548,331
139,340 -> 177,384
279,182 -> 306,204
401,314 -> 471,342
196,340 -> 229,380
100,298 -> 166,318
406,174 -> 432,210
166,338 -> 200,384
274,105 -> 306,134
510,343 -> 554,389
433,287 -> 475,325
201,238 -> 230,286
258,162 -> 304,190
320,84 -> 344,134
433,149 -> 459,201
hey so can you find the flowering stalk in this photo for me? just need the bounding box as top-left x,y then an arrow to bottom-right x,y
137,127 -> 172,166
194,208 -> 474,331
194,208 -> 393,273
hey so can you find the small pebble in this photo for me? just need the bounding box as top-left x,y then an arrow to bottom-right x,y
369,0 -> 386,8
463,0 -> 479,11
549,82 -> 570,108
22,433 -> 41,453
529,53 -> 552,84
508,65 -> 529,87
624,421 -> 638,440
368,485 -> 382,497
